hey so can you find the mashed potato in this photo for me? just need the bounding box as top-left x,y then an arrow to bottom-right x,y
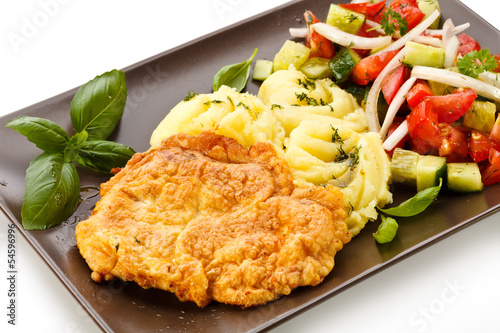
151,67 -> 393,235
150,86 -> 285,150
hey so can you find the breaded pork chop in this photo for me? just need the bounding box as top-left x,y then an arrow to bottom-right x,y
75,132 -> 351,307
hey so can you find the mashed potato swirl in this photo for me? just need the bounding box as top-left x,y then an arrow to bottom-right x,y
151,67 -> 393,235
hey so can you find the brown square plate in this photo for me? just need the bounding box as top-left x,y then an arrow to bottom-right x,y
1,0 -> 499,331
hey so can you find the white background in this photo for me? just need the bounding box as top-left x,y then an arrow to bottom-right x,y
0,0 -> 499,332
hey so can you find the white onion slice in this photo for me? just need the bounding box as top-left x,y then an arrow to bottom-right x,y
444,35 -> 460,68
411,66 -> 500,103
365,19 -> 387,36
312,22 -> 392,49
366,46 -> 411,133
371,9 -> 441,56
441,18 -> 455,47
379,77 -> 417,138
289,27 -> 307,38
382,120 -> 409,151
412,35 -> 444,48
426,23 -> 470,37
479,71 -> 500,89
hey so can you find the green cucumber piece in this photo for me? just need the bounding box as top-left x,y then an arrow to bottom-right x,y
329,47 -> 362,83
299,57 -> 333,79
391,148 -> 420,186
325,4 -> 365,35
447,162 -> 484,193
273,40 -> 311,71
416,155 -> 446,192
252,59 -> 274,81
403,41 -> 445,68
462,101 -> 497,133
417,0 -> 441,30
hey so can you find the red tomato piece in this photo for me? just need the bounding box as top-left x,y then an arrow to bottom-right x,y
339,1 -> 386,19
482,163 -> 500,186
490,115 -> 500,143
457,33 -> 481,56
468,130 -> 498,162
438,124 -> 469,159
482,148 -> 500,186
351,50 -> 400,85
493,54 -> 500,73
406,99 -> 442,147
304,10 -> 335,59
407,99 -> 470,159
426,87 -> 477,123
381,64 -> 409,105
406,79 -> 434,109
389,0 -> 425,30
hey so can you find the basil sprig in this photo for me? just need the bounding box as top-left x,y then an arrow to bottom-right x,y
374,179 -> 443,243
213,48 -> 258,92
6,69 -> 135,230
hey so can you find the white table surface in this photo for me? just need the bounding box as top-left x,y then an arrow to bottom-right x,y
0,1 -> 499,332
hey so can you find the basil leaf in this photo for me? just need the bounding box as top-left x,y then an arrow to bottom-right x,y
377,179 -> 443,217
64,131 -> 89,163
70,69 -> 127,141
5,116 -> 69,153
76,140 -> 135,173
213,48 -> 258,92
373,215 -> 399,244
21,153 -> 80,230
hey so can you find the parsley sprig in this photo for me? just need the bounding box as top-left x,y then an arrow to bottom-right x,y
457,48 -> 499,79
380,8 -> 408,36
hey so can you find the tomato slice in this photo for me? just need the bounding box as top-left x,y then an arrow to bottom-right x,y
304,10 -> 335,59
406,79 -> 434,109
407,98 -> 470,159
426,87 -> 477,123
489,115 -> 500,143
457,33 -> 481,56
469,130 -> 498,162
482,148 -> 500,186
351,50 -> 399,85
406,99 -> 442,147
438,124 -> 469,159
493,54 -> 500,73
339,1 -> 386,19
389,0 -> 425,30
381,64 -> 409,105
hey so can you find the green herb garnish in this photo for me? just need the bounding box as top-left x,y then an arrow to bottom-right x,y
377,179 -> 442,217
457,48 -> 498,78
380,8 -> 408,36
373,215 -> 399,244
5,69 -> 135,230
213,48 -> 258,92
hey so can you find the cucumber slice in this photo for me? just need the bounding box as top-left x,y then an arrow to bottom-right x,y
299,57 -> 332,79
417,0 -> 441,30
447,162 -> 484,193
329,47 -> 362,83
403,41 -> 445,68
273,40 -> 310,71
391,148 -> 420,186
416,155 -> 446,192
462,101 -> 497,133
252,59 -> 273,81
325,4 -> 365,35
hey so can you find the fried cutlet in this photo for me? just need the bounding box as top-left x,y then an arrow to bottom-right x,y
75,131 -> 351,307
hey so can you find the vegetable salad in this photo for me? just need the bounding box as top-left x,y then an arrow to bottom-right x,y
274,0 -> 500,192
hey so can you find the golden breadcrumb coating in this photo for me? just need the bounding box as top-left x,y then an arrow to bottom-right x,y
75,131 -> 351,307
